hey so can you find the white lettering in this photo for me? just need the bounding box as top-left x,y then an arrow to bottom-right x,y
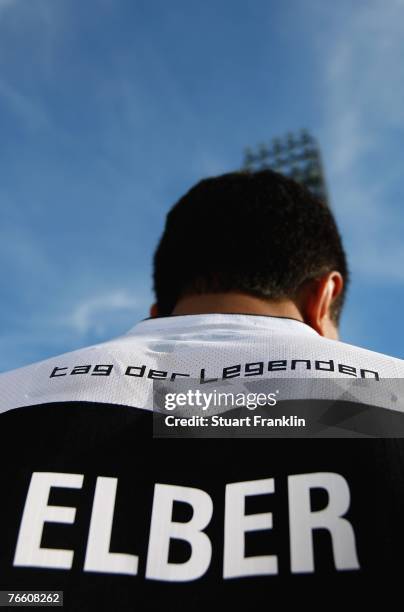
224,478 -> 277,578
84,477 -> 138,575
14,472 -> 83,570
146,484 -> 213,581
288,472 -> 360,573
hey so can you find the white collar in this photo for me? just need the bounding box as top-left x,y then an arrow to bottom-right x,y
125,313 -> 318,336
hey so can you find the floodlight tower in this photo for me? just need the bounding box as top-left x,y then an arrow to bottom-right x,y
243,130 -> 329,205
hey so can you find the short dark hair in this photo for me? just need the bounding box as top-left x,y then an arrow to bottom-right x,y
153,169 -> 349,322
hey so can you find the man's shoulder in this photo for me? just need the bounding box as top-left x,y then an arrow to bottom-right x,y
0,337 -> 126,415
305,334 -> 404,376
326,335 -> 403,364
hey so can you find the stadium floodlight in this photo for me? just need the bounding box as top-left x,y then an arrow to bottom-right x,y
242,129 -> 330,205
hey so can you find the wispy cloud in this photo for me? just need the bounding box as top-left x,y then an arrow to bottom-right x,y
324,1 -> 404,174
0,286 -> 150,372
0,0 -> 17,10
318,0 -> 404,283
65,291 -> 143,336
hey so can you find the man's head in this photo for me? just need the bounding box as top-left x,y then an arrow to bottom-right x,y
151,169 -> 349,339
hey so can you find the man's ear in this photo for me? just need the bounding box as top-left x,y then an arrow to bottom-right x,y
149,303 -> 159,318
299,272 -> 344,339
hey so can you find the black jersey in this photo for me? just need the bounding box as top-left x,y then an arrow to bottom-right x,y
1,314 -> 404,609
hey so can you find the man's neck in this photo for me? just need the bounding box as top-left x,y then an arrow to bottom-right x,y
171,292 -> 303,320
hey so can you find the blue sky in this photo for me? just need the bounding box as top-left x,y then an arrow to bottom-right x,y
0,0 -> 403,372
